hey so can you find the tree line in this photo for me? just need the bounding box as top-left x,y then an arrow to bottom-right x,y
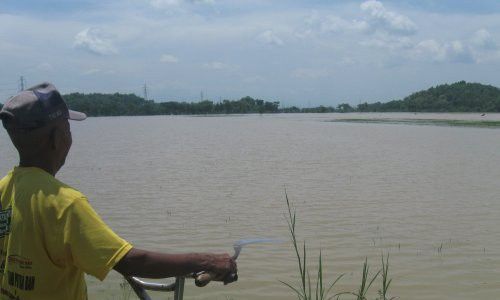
1,81 -> 499,116
63,94 -> 281,116
356,81 -> 500,112
62,93 -> 357,116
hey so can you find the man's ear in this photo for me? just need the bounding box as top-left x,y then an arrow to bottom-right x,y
49,125 -> 62,150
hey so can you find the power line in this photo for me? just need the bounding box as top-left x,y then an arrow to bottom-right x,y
18,76 -> 26,92
143,83 -> 148,101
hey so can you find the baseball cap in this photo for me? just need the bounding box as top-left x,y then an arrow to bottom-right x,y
0,82 -> 86,130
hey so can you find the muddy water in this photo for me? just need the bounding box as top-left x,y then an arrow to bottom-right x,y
1,113 -> 499,300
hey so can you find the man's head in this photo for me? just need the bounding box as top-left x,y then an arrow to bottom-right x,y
0,83 -> 86,175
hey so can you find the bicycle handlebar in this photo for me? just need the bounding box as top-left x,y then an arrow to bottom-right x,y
126,270 -> 237,300
126,276 -> 185,300
126,276 -> 177,292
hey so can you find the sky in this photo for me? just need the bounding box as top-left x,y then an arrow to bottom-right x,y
1,0 -> 500,107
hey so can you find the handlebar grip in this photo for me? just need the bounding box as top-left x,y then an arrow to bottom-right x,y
195,272 -> 216,287
224,272 -> 238,285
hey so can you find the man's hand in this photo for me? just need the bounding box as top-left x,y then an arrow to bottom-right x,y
203,253 -> 237,282
195,253 -> 237,286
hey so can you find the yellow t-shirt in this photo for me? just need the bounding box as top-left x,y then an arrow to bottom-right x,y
0,167 -> 133,300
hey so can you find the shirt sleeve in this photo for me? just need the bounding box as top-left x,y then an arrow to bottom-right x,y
62,197 -> 133,281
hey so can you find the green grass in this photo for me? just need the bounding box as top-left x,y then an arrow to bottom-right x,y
281,190 -> 344,300
331,118 -> 500,128
377,254 -> 395,300
282,192 -> 396,300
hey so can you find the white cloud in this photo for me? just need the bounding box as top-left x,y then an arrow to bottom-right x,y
150,0 -> 214,9
317,16 -> 346,33
296,2 -> 415,44
360,0 -> 417,36
291,68 -> 330,79
160,54 -> 179,63
73,28 -> 117,55
472,29 -> 497,50
243,75 -> 265,83
202,61 -> 229,70
256,30 -> 284,46
337,57 -> 356,65
411,39 -> 474,63
36,62 -> 53,72
82,69 -> 116,75
448,40 -> 474,63
150,0 -> 181,8
322,16 -> 368,33
298,11 -> 367,38
360,34 -> 413,50
27,62 -> 54,75
192,0 -> 214,4
83,69 -> 101,75
412,39 -> 446,61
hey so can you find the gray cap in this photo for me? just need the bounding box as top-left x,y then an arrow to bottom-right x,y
0,82 -> 86,130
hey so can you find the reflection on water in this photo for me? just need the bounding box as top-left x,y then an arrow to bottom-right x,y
1,113 -> 499,300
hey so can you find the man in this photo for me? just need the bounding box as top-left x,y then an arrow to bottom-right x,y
0,83 -> 237,300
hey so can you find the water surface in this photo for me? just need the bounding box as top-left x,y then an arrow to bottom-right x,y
1,113 -> 499,299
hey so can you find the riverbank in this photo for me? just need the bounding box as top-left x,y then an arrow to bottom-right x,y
330,118 -> 500,128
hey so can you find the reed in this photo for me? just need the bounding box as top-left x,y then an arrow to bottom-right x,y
282,192 -> 396,300
281,190 -> 344,300
350,258 -> 380,300
377,253 -> 395,300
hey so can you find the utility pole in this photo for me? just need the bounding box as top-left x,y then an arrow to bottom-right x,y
143,83 -> 148,101
200,91 -> 204,102
19,76 -> 26,92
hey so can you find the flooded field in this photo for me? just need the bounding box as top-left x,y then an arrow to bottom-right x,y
1,113 -> 499,299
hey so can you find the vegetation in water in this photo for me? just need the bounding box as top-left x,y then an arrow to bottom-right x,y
282,192 -> 396,300
331,118 -> 500,128
281,190 -> 344,300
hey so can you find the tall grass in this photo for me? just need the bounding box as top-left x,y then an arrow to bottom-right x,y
377,253 -> 395,300
282,192 -> 396,300
349,258 -> 380,300
281,190 -> 344,300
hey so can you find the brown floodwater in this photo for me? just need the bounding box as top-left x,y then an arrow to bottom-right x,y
1,113 -> 499,300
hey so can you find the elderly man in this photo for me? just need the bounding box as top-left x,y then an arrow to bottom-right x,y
0,83 -> 236,300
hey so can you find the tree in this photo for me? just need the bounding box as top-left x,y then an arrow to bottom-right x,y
336,103 -> 354,113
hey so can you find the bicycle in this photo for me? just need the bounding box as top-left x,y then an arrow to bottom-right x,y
125,275 -> 186,300
124,238 -> 281,300
125,271 -> 235,300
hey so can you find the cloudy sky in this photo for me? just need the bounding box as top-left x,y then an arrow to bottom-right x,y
1,0 -> 500,107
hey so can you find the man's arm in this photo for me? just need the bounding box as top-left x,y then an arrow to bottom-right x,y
113,247 -> 236,280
